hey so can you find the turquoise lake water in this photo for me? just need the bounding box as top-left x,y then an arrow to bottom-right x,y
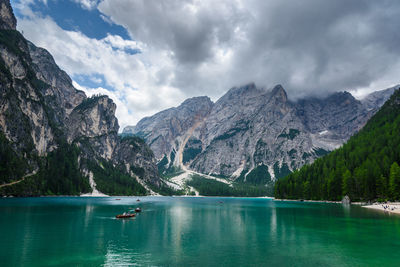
0,197 -> 400,266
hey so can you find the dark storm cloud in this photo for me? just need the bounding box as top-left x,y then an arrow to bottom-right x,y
98,0 -> 245,64
99,0 -> 400,99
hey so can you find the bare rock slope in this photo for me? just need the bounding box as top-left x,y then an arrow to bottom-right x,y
124,83 -> 397,184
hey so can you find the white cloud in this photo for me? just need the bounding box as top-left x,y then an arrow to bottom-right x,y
13,0 -> 400,131
17,11 -> 186,129
72,0 -> 99,10
98,0 -> 400,100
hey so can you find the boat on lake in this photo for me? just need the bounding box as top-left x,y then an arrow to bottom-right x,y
116,213 -> 135,219
135,207 -> 142,212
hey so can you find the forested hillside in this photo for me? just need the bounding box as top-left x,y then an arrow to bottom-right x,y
275,89 -> 400,201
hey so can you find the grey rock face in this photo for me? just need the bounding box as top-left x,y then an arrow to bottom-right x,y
124,96 -> 214,162
0,1 -> 160,189
126,83 -> 396,181
28,42 -> 86,115
0,0 -> 16,30
361,86 -> 399,111
115,137 -> 160,186
68,96 -> 118,140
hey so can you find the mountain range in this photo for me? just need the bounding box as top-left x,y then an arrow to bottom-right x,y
124,82 -> 398,187
1,0 -> 398,197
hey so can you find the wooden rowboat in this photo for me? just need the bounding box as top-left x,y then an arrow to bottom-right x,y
116,213 -> 135,219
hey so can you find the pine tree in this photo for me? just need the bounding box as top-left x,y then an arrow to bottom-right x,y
376,175 -> 388,199
342,169 -> 352,197
389,162 -> 400,200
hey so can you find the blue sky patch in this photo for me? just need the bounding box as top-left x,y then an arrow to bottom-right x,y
12,0 -> 130,40
73,73 -> 114,91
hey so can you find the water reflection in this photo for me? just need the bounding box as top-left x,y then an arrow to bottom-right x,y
1,197 -> 400,266
104,242 -> 152,266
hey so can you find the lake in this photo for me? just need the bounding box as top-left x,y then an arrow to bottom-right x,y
0,197 -> 399,266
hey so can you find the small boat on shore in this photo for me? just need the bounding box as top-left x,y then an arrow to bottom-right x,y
116,213 -> 135,219
135,207 -> 142,213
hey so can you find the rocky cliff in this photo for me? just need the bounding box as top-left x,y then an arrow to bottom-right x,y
0,0 -> 160,195
124,82 -> 398,183
125,96 -> 214,173
0,0 -> 15,30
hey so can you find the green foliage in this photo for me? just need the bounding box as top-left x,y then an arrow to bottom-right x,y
87,159 -> 147,196
40,143 -> 90,195
275,89 -> 400,201
313,148 -> 330,157
1,143 -> 91,196
244,165 -> 272,185
273,162 -> 291,179
157,155 -> 169,172
183,148 -> 202,163
74,94 -> 105,111
170,149 -> 176,164
0,133 -> 28,184
158,150 -> 182,177
147,181 -> 185,196
278,129 -> 300,140
214,120 -> 250,141
187,174 -> 272,197
182,139 -> 202,163
134,131 -> 149,141
160,169 -> 185,179
389,162 -> 400,200
118,133 -> 134,138
120,135 -> 153,157
131,165 -> 145,178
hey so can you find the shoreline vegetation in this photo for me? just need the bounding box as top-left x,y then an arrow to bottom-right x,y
274,89 -> 400,202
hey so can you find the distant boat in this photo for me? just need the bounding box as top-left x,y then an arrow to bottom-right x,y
136,199 -> 140,202
135,207 -> 142,213
116,213 -> 135,219
115,198 -> 121,200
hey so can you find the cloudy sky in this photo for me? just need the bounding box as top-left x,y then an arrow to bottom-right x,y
11,0 -> 400,130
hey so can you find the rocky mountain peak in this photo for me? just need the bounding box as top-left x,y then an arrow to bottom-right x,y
68,95 -> 119,141
361,85 -> 399,111
128,79 -> 395,183
180,96 -> 214,114
181,96 -> 213,106
270,84 -> 288,102
223,83 -> 258,99
327,91 -> 357,106
0,0 -> 16,30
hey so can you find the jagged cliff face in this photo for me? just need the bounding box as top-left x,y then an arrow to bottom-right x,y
125,83 -> 396,181
191,84 -> 307,179
0,0 -> 16,30
0,0 -> 160,193
126,96 -> 214,164
67,96 -> 118,160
